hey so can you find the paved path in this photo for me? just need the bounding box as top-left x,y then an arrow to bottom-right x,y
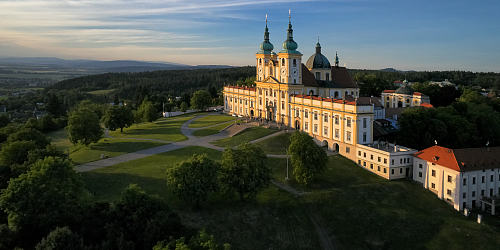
77,113 -> 258,172
78,113 -> 337,249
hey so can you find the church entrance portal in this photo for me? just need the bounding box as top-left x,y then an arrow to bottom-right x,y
295,120 -> 300,130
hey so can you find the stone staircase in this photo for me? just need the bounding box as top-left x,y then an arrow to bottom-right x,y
220,123 -> 253,137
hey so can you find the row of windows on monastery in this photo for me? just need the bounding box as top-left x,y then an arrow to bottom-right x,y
358,160 -> 408,175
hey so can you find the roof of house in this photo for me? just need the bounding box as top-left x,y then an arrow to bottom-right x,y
301,63 -> 359,89
385,107 -> 405,119
383,90 -> 395,93
413,145 -> 500,172
420,102 -> 434,108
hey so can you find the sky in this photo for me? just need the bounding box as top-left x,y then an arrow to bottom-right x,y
0,0 -> 499,72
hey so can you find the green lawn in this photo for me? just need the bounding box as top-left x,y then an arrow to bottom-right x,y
82,146 -> 321,250
87,89 -> 116,95
267,155 -> 500,250
211,126 -> 279,148
188,115 -> 236,128
254,132 -> 291,155
109,117 -> 191,141
47,129 -> 167,164
191,119 -> 242,137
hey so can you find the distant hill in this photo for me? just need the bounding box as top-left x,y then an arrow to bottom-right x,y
380,68 -> 415,73
0,57 -> 231,73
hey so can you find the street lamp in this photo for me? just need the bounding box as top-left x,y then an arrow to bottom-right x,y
286,149 -> 289,181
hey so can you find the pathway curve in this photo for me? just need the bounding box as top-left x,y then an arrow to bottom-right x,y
77,113 -> 337,250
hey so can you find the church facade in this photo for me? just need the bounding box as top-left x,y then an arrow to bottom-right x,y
223,16 -> 417,179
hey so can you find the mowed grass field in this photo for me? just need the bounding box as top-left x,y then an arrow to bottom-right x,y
191,119 -> 242,137
109,117 -> 192,141
267,155 -> 500,250
254,132 -> 291,155
82,146 -> 321,250
187,115 -> 235,128
47,129 -> 167,164
211,126 -> 279,148
86,89 -> 116,95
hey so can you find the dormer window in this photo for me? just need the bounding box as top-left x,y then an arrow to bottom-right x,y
315,72 -> 321,80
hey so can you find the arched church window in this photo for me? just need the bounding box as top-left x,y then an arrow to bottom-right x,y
259,58 -> 262,65
406,99 -> 410,103
293,59 -> 297,67
351,91 -> 354,96
282,58 -> 285,65
334,91 -> 339,98
345,91 -> 349,96
309,90 -> 314,96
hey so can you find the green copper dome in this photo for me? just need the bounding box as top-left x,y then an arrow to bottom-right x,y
306,42 -> 331,69
257,22 -> 274,54
279,19 -> 300,54
395,83 -> 415,95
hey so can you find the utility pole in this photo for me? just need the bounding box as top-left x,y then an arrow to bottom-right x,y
286,149 -> 289,181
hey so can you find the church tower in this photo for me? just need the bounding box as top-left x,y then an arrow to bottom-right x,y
277,10 -> 302,85
255,15 -> 277,81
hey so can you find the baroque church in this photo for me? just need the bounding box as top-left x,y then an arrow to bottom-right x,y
224,15 -> 417,180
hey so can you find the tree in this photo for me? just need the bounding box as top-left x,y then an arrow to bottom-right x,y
166,154 -> 220,209
0,140 -> 37,166
107,184 -> 184,250
7,128 -> 51,149
180,102 -> 188,113
0,114 -> 10,129
0,157 -> 88,244
220,143 -> 270,201
102,105 -> 134,132
288,131 -> 328,185
66,109 -> 103,147
35,227 -> 85,250
40,114 -> 58,133
191,90 -> 212,111
137,98 -> 158,123
75,100 -> 107,119
46,94 -> 65,118
153,230 -> 231,250
114,94 -> 119,105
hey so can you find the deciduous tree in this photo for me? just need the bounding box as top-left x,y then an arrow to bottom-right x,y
190,90 -> 211,111
102,105 -> 134,132
221,143 -> 270,201
0,157 -> 88,244
166,154 -> 220,209
66,109 -> 103,147
289,131 -> 328,185
7,128 -> 51,149
180,102 -> 188,113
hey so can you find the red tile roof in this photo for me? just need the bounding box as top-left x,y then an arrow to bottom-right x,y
420,102 -> 433,108
413,145 -> 500,172
383,90 -> 395,93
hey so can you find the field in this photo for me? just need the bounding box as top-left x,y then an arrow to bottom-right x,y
187,115 -> 236,128
267,155 -> 500,250
82,146 -> 322,250
254,132 -> 291,155
108,117 -> 192,142
211,126 -> 279,147
87,89 -> 116,95
47,129 -> 167,164
191,119 -> 242,137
